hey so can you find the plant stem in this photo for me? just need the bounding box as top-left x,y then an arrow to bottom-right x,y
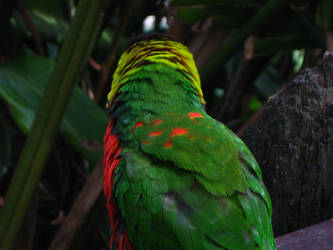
48,161 -> 103,250
0,0 -> 105,249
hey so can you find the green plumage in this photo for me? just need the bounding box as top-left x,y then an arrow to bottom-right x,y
106,38 -> 275,250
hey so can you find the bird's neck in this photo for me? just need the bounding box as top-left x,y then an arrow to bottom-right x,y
109,64 -> 204,135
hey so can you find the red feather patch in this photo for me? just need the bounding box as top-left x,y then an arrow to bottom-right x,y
133,121 -> 144,129
149,130 -> 163,136
153,119 -> 163,125
189,112 -> 203,119
104,121 -> 132,250
171,127 -> 188,136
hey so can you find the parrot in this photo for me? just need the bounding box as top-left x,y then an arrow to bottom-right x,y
103,35 -> 276,250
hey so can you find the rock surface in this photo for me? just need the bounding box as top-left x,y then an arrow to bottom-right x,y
242,52 -> 333,236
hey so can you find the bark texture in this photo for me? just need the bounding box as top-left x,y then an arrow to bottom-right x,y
242,51 -> 333,236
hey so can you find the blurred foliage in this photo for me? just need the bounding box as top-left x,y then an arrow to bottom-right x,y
0,55 -> 108,165
0,0 -> 331,249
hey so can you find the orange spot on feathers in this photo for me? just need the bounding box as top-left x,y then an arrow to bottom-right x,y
189,112 -> 203,119
134,121 -> 144,129
171,128 -> 188,136
149,130 -> 163,136
164,141 -> 172,148
153,119 -> 163,125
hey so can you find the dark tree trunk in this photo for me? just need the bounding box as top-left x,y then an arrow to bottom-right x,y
242,52 -> 333,236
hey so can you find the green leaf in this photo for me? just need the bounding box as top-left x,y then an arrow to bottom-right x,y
0,55 -> 108,165
11,5 -> 128,57
176,5 -> 257,25
268,12 -> 309,35
198,0 -> 290,79
254,35 -> 318,55
12,0 -> 69,43
172,0 -> 266,7
248,95 -> 262,113
316,0 -> 333,31
19,0 -> 66,20
0,0 -> 106,248
212,15 -> 250,28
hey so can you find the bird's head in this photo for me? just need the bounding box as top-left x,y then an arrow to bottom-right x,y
106,35 -> 205,108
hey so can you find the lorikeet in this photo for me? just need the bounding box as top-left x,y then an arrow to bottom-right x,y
104,36 -> 276,250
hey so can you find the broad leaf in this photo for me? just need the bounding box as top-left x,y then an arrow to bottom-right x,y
0,55 -> 108,165
15,0 -> 69,42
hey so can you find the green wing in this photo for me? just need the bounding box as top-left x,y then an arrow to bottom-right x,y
114,112 -> 275,249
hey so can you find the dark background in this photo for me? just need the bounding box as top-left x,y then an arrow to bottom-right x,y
0,0 -> 332,249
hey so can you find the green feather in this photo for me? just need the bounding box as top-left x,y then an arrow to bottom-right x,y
106,38 -> 276,250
